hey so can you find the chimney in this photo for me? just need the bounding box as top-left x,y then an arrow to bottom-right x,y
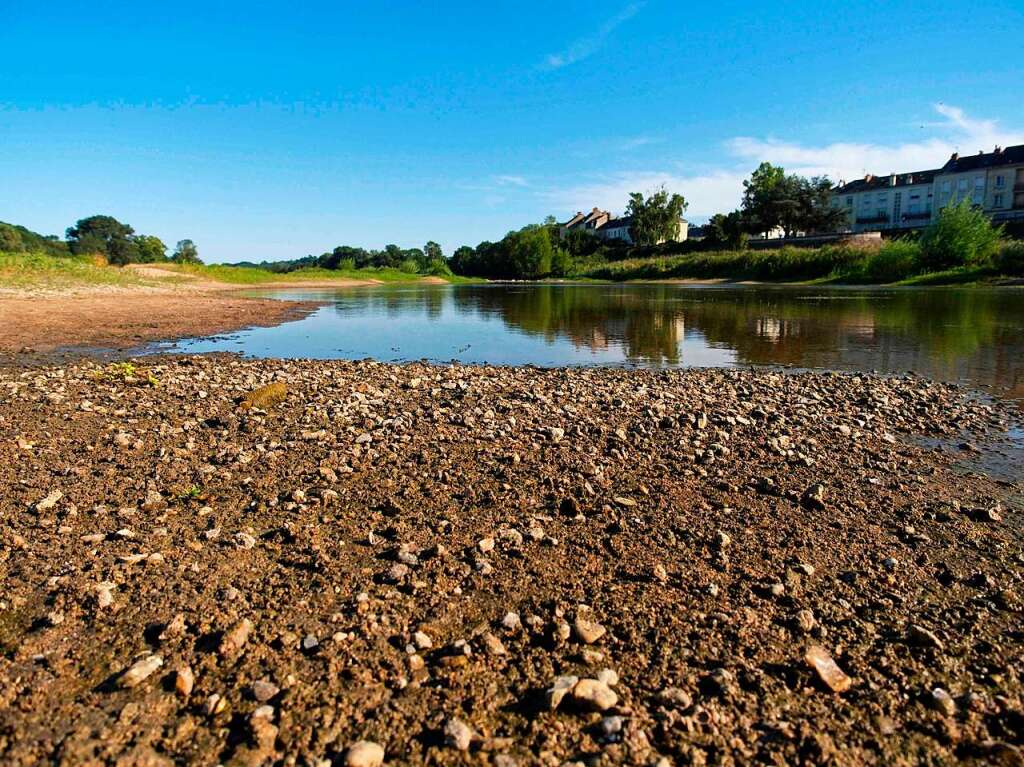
864,173 -> 873,182
995,146 -> 1002,154
951,152 -> 959,161
889,174 -> 897,187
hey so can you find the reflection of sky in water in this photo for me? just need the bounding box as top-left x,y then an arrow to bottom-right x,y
169,284 -> 1024,405
176,290 -> 737,368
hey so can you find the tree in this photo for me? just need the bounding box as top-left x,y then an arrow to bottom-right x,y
172,239 -> 202,264
66,215 -> 137,264
740,162 -> 787,238
705,211 -> 748,250
740,165 -> 846,238
135,235 -> 168,263
625,187 -> 688,246
424,241 -> 443,261
919,199 -> 1003,270
0,223 -> 24,252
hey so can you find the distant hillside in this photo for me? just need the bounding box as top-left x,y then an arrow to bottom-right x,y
0,221 -> 69,257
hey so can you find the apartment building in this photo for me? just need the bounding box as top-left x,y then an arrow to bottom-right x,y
832,144 -> 1024,233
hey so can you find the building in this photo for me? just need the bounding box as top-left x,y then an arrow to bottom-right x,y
559,206 -> 688,244
831,144 -> 1024,233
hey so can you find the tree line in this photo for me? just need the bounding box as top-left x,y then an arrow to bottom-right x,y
235,241 -> 453,276
0,214 -> 200,265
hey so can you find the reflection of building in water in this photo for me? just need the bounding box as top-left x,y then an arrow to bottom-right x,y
757,317 -> 783,342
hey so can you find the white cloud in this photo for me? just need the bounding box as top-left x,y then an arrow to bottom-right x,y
544,2 -> 645,69
493,174 -> 529,187
546,104 -> 1023,220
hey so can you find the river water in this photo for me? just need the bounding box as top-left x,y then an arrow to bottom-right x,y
172,283 -> 1024,405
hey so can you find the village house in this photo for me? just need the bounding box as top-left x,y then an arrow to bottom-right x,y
559,206 -> 688,244
832,144 -> 1024,233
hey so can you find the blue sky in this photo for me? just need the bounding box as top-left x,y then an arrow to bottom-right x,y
2,1 -> 1022,262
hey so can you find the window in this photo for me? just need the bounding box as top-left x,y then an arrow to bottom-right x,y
994,193 -> 1004,208
974,177 -> 985,198
995,175 -> 1005,188
941,180 -> 951,195
958,178 -> 968,192
846,196 -> 853,207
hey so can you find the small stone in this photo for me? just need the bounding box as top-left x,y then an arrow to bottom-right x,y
252,678 -> 280,702
795,609 -> 817,634
477,537 -> 495,554
413,630 -> 433,649
658,687 -> 692,709
928,687 -> 957,716
219,618 -> 253,657
547,675 -> 579,710
302,634 -> 319,652
501,611 -> 521,631
176,666 -> 195,697
443,717 -> 474,751
805,645 -> 852,693
482,632 -> 507,656
573,617 -> 606,645
571,678 -> 619,711
599,715 -> 624,737
384,564 -> 409,583
160,613 -> 187,640
34,490 -> 63,512
344,741 -> 385,767
596,668 -> 619,686
120,655 -> 163,688
801,483 -> 826,510
235,532 -> 257,549
715,530 -> 731,548
95,582 -> 116,609
908,623 -> 944,650
652,564 -> 668,583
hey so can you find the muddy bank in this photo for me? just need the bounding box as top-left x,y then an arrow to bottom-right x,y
0,358 -> 1022,766
0,294 -> 317,362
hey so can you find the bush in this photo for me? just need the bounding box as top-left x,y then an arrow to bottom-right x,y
863,240 -> 920,282
919,200 -> 1003,270
337,257 -> 356,271
398,258 -> 420,274
996,240 -> 1024,276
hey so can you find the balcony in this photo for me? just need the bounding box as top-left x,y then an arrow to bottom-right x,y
855,214 -> 890,225
1014,182 -> 1024,192
900,211 -> 932,221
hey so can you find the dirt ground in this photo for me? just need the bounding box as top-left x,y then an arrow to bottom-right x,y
0,356 -> 1021,766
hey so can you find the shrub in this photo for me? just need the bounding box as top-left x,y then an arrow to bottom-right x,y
919,200 -> 1003,270
398,258 -> 420,274
337,257 -> 356,271
863,240 -> 920,282
996,240 -> 1024,276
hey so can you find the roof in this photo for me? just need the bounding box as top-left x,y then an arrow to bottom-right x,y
941,144 -> 1024,174
834,169 -> 940,195
603,216 -> 633,229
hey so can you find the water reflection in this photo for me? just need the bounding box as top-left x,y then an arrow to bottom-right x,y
175,284 -> 1024,402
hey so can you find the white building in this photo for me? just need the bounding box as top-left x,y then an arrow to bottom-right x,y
831,144 -> 1024,233
559,207 -> 688,245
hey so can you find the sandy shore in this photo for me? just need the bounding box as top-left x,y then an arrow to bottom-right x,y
0,357 -> 1020,765
0,270 -> 448,359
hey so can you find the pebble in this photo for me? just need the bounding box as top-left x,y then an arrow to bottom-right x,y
928,687 -> 957,716
443,717 -> 474,751
252,678 -> 280,702
219,618 -> 253,657
384,564 -> 409,583
908,623 -> 944,650
573,616 -> 606,644
571,678 -> 619,711
34,490 -> 63,512
547,675 -> 579,710
344,741 -> 385,767
805,645 -> 852,693
176,666 -> 195,697
120,655 -> 163,688
501,611 -> 521,631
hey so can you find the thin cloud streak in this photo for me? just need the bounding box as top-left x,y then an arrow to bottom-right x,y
544,2 -> 645,69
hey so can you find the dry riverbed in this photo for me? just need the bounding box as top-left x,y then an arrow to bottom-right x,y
0,357 -> 1022,766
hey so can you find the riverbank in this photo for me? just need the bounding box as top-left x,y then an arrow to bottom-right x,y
0,258 -> 456,358
1,357 -> 1021,765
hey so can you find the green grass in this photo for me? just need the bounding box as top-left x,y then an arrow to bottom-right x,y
0,251 -> 150,289
153,262 -> 477,285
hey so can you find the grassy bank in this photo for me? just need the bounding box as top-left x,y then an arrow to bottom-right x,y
0,251 -> 152,290
0,251 -> 477,291
574,239 -> 1024,285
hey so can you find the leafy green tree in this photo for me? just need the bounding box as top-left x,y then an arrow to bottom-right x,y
171,239 -> 202,264
135,235 -> 168,263
740,162 -> 787,237
0,223 -> 24,252
451,245 -> 477,275
509,226 -> 554,278
66,215 -> 137,263
705,211 -> 748,249
919,199 -> 1003,270
625,187 -> 688,246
